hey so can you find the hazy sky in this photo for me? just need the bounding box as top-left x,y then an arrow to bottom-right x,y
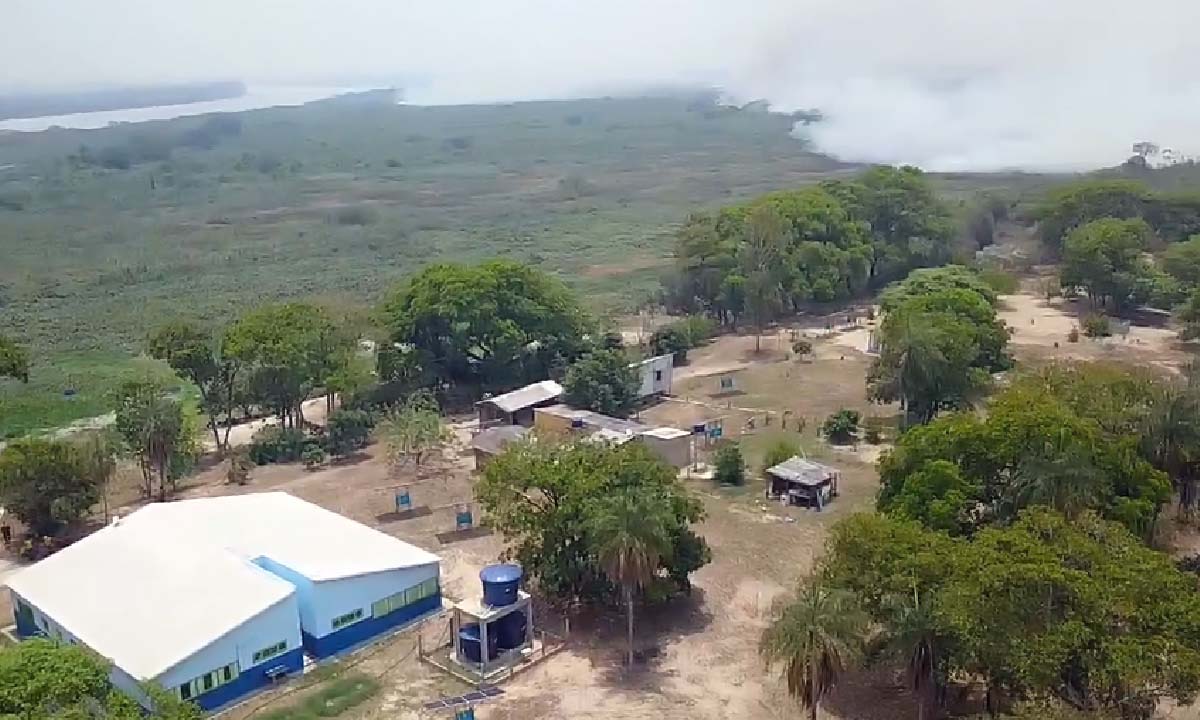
6,0 -> 1198,171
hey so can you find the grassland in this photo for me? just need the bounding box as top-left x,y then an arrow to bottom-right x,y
0,93 -> 1055,436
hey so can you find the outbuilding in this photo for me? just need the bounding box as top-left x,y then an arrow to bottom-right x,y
475,380 -> 563,428
7,493 -> 441,712
765,456 -> 841,509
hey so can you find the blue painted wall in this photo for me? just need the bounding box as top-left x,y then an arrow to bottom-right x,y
252,556 -> 317,630
304,593 -> 441,658
191,647 -> 304,712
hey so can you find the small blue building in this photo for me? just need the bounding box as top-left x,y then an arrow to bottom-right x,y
7,492 -> 441,712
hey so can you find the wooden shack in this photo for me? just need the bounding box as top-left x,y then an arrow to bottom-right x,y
765,456 -> 840,509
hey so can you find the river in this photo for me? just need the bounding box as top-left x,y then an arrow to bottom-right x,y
0,85 -> 367,133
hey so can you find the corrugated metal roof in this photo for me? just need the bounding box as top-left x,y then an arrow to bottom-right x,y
7,492 -> 439,681
538,404 -> 649,434
477,381 -> 563,414
766,457 -> 839,487
470,425 -> 530,454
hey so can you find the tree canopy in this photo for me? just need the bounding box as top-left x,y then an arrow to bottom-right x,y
822,511 -> 1200,717
0,639 -> 201,719
0,438 -> 95,537
877,373 -> 1170,538
380,260 -> 591,392
562,349 -> 640,418
148,320 -> 240,452
111,378 -> 197,502
665,166 -> 954,324
1059,218 -> 1155,311
868,280 -> 1010,424
476,440 -> 710,603
1036,179 -> 1153,254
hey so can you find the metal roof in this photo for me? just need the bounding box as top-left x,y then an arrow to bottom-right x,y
7,492 -> 440,681
766,456 -> 839,487
469,425 -> 530,455
477,381 -> 563,414
538,404 -> 649,434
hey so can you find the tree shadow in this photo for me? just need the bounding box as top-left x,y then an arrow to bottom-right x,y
330,450 -> 372,466
566,588 -> 715,691
823,665 -> 914,720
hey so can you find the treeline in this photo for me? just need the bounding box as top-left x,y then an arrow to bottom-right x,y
663,166 -> 955,330
1032,179 -> 1200,329
0,81 -> 245,120
67,114 -> 243,170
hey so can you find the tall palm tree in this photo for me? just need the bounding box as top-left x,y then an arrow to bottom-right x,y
872,589 -> 944,720
1011,437 -> 1102,521
586,489 -> 674,666
761,579 -> 869,720
1142,385 -> 1200,519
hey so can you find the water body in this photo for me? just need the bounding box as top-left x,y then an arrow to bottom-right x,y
0,85 -> 363,133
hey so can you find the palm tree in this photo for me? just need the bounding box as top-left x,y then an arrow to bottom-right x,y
586,489 -> 674,666
1011,436 -> 1102,521
871,589 -> 944,720
761,579 -> 869,720
1142,385 -> 1200,519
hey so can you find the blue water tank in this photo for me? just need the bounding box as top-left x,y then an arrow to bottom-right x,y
458,623 -> 498,663
493,609 -> 528,650
480,564 -> 522,607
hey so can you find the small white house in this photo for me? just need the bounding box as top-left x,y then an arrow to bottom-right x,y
629,354 -> 674,398
7,493 -> 441,712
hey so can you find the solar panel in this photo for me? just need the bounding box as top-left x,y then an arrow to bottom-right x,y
424,687 -> 506,710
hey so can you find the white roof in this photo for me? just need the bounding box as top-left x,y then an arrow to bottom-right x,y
7,492 -> 439,681
640,427 -> 690,440
478,380 -> 563,413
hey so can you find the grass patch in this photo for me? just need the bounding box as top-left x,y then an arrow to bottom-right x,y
0,353 -> 184,439
257,673 -> 380,720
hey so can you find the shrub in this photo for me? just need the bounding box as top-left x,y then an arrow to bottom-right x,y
713,443 -> 746,486
762,439 -> 799,473
325,409 -> 374,457
677,315 -> 716,345
226,448 -> 254,485
821,409 -> 861,445
1083,314 -> 1112,338
791,339 -> 813,360
302,444 -> 326,471
248,426 -> 307,465
650,326 -> 690,364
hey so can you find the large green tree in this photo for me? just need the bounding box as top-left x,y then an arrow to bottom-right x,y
760,579 -> 870,720
1161,235 -> 1200,288
822,511 -> 1200,718
0,438 -> 95,537
477,440 -> 709,603
0,639 -> 201,719
148,320 -> 240,453
868,283 -> 1008,424
380,260 -> 591,392
0,334 -> 29,383
112,378 -> 196,501
586,489 -> 674,666
562,349 -> 641,418
1036,179 -> 1152,254
223,303 -> 351,427
1059,218 -> 1154,311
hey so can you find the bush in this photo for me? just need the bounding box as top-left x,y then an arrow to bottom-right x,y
325,409 -> 374,457
762,439 -> 799,473
1083,314 -> 1112,338
821,409 -> 861,445
650,326 -> 690,364
677,315 -> 716,345
248,426 -> 307,465
226,447 -> 254,485
713,444 -> 746,486
302,444 -> 326,471
791,339 -> 813,360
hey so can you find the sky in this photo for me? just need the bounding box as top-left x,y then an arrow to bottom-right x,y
5,0 -> 1199,171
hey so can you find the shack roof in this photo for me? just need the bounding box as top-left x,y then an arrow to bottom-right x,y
766,457 -> 839,487
477,381 -> 563,414
470,425 -> 530,455
538,404 -> 649,434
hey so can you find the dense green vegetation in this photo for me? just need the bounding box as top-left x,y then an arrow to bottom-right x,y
663,166 -> 956,324
0,638 -> 201,718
